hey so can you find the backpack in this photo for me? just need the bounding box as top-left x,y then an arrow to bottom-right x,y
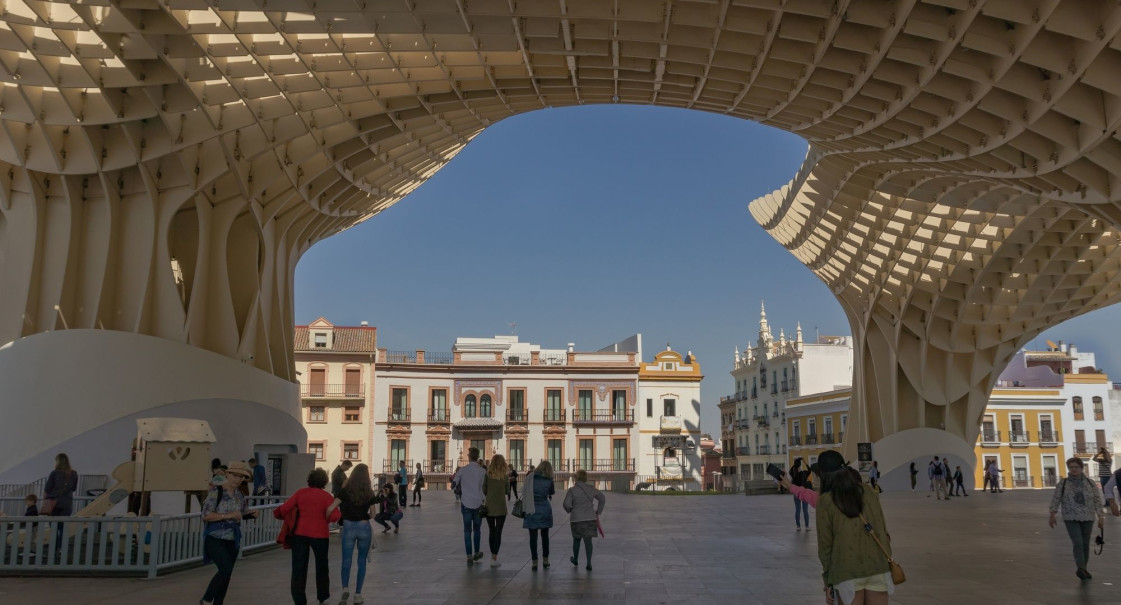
394,472 -> 402,484
932,463 -> 943,476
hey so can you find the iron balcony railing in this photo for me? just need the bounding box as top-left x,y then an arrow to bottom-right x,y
544,409 -> 566,423
383,460 -> 415,472
980,430 -> 1001,444
790,435 -> 802,446
507,459 -> 533,472
757,446 -> 770,455
571,459 -> 636,472
428,409 -> 450,423
572,409 -> 635,424
301,383 -> 365,398
1074,442 -> 1112,455
420,460 -> 452,474
819,433 -> 835,445
804,434 -> 818,445
1039,431 -> 1058,443
734,419 -> 750,429
735,447 -> 751,456
383,350 -> 416,363
1012,476 -> 1034,488
426,352 -> 454,364
1041,474 -> 1059,487
507,409 -> 529,423
388,408 -> 411,422
781,380 -> 789,392
754,415 -> 770,427
1009,430 -> 1031,445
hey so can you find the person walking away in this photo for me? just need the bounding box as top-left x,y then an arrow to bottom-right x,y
929,456 -> 947,500
941,458 -> 953,497
1049,457 -> 1105,580
868,461 -> 882,494
564,469 -> 606,570
249,458 -> 269,496
509,466 -> 519,501
791,458 -> 811,530
982,460 -> 991,493
988,461 -> 1003,492
452,447 -> 487,566
43,452 -> 78,551
483,454 -> 511,567
816,450 -> 895,605
199,462 -> 253,605
1093,448 -> 1112,501
411,462 -> 424,507
522,460 -> 556,571
273,468 -> 340,605
372,484 -> 401,533
909,462 -> 917,492
327,463 -> 377,604
331,461 -> 353,498
953,466 -> 969,497
396,461 -> 409,508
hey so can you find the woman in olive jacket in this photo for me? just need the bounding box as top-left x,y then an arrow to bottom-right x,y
816,450 -> 894,605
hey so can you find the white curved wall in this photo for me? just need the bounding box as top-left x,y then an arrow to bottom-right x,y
0,330 -> 304,484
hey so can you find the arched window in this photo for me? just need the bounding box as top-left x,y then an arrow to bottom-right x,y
480,394 -> 492,418
465,394 -> 476,418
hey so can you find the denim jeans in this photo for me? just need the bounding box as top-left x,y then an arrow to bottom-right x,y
340,520 -> 372,594
461,505 -> 482,555
1065,520 -> 1095,570
289,534 -> 330,605
202,536 -> 239,605
793,496 -> 809,527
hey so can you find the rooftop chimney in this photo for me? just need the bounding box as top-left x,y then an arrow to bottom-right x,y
360,321 -> 369,327
567,343 -> 575,352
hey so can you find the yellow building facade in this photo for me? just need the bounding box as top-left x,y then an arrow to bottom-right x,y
974,389 -> 1068,490
785,389 -> 851,470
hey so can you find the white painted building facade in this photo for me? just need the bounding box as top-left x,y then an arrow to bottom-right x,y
722,303 -> 853,482
637,348 -> 704,487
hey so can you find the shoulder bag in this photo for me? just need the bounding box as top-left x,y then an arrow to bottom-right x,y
511,498 -> 526,518
859,513 -> 904,584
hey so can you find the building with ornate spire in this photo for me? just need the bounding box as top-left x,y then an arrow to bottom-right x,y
720,302 -> 854,486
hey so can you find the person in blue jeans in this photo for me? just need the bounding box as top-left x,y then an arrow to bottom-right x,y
790,458 -> 811,530
451,447 -> 487,566
327,463 -> 378,604
397,460 -> 409,508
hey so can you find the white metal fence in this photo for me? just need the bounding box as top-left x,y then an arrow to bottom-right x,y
0,502 -> 283,577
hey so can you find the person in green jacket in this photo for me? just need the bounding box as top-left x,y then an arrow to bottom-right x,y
816,450 -> 895,605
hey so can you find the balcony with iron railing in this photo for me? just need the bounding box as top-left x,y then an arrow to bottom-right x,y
572,409 -> 635,425
1009,430 -> 1031,446
507,409 -> 529,424
388,408 -> 411,423
301,383 -> 365,399
382,460 -> 415,472
819,433 -> 835,445
507,458 -> 533,472
790,435 -> 802,446
980,430 -> 1001,445
734,419 -> 750,429
1012,476 -> 1034,488
757,445 -> 770,455
804,434 -> 818,446
1041,474 -> 1059,487
755,415 -> 770,427
427,409 -> 450,424
544,409 -> 566,424
781,380 -> 789,392
735,447 -> 751,456
571,458 -> 636,472
1074,442 -> 1112,455
1039,431 -> 1058,444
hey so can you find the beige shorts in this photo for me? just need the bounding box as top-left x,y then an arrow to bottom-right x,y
835,572 -> 893,604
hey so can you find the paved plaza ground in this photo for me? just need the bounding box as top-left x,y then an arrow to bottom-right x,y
3,488 -> 1119,604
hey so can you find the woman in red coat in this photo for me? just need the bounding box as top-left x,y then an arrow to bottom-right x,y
274,468 -> 341,605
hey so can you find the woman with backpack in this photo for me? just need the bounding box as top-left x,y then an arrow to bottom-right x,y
816,450 -> 895,605
1049,457 -> 1105,580
327,464 -> 378,604
563,469 -> 606,570
790,458 -> 811,530
199,461 -> 253,605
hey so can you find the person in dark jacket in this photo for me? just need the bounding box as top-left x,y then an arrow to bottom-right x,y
44,452 -> 78,551
522,460 -> 556,570
790,458 -> 811,530
331,460 -> 353,497
373,484 -> 401,533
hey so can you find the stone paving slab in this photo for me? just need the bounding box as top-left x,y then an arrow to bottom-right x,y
2,489 -> 1120,604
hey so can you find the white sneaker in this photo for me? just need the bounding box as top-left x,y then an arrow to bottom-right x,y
490,560 -> 500,568
353,595 -> 364,604
338,590 -> 350,605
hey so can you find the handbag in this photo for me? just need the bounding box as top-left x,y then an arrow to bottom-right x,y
275,504 -> 300,549
859,513 -> 905,585
478,503 -> 488,517
40,499 -> 57,516
511,499 -> 526,519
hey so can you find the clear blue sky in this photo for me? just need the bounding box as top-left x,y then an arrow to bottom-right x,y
295,104 -> 1121,441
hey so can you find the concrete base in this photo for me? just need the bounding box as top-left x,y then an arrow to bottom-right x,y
0,330 -> 304,485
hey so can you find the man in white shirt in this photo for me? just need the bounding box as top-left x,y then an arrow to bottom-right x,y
452,447 -> 487,566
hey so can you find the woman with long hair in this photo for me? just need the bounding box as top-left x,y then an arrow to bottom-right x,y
327,463 -> 378,604
522,460 -> 555,571
273,468 -> 341,605
563,469 -> 606,570
483,454 -> 511,567
43,452 -> 78,552
1050,457 -> 1105,580
816,450 -> 894,605
372,484 -> 401,533
790,457 -> 811,530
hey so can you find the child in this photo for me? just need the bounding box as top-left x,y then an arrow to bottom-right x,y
24,494 -> 39,516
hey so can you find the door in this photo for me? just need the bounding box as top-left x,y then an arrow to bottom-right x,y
578,390 -> 593,421
546,390 -> 562,421
579,439 -> 593,471
430,441 -> 447,472
613,439 -> 628,471
1040,416 -> 1054,442
1010,415 -> 1025,442
509,439 -> 525,471
547,439 -> 562,469
612,390 -> 627,421
982,415 -> 996,441
470,439 -> 487,461
345,368 -> 361,396
431,389 -> 447,421
310,368 -> 326,396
